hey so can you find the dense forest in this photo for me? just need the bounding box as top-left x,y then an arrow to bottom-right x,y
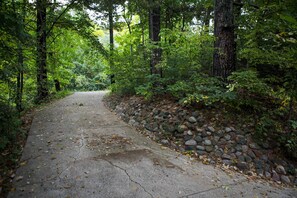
0,0 -> 297,174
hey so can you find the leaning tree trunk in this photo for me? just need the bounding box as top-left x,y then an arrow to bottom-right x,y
149,0 -> 162,76
36,0 -> 48,101
212,0 -> 235,81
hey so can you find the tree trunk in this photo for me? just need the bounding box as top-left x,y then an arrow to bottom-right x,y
109,0 -> 115,84
36,0 -> 48,101
16,46 -> 24,112
149,0 -> 162,76
234,0 -> 242,69
212,0 -> 235,81
54,79 -> 61,92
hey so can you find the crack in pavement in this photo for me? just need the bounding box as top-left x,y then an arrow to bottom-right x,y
179,179 -> 248,198
21,154 -> 42,163
102,158 -> 154,198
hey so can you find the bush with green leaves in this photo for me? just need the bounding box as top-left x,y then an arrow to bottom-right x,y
135,75 -> 169,100
167,74 -> 235,106
0,100 -> 20,151
227,70 -> 274,110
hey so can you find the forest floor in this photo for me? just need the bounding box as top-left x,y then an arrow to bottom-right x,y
6,91 -> 297,198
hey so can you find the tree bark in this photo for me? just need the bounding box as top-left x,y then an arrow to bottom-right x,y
36,0 -> 48,101
109,0 -> 115,84
149,0 -> 162,76
13,0 -> 25,112
212,0 -> 235,81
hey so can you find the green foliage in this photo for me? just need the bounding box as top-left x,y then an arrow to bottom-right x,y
227,70 -> 273,110
135,75 -> 168,99
167,74 -> 232,106
0,100 -> 20,151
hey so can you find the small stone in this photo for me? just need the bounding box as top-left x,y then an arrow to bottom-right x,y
216,130 -> 224,137
272,170 -> 280,182
214,136 -> 220,142
225,127 -> 232,133
177,125 -> 188,133
185,139 -> 197,146
224,134 -> 231,141
245,155 -> 252,163
275,165 -> 286,175
247,150 -> 256,159
265,171 -> 271,179
249,143 -> 260,149
280,175 -> 291,184
161,139 -> 169,145
222,154 -> 232,160
223,160 -> 232,166
163,124 -> 176,133
237,162 -> 249,171
184,135 -> 192,141
128,119 -> 136,126
204,140 -> 212,146
214,150 -> 223,157
186,130 -> 193,136
237,155 -> 245,162
236,135 -> 246,145
235,145 -> 242,152
235,151 -> 242,157
205,146 -> 213,152
201,131 -> 208,137
188,116 -> 197,123
207,126 -> 215,133
254,159 -> 264,169
242,145 -> 248,153
194,136 -> 203,142
197,150 -> 207,155
206,132 -> 212,136
196,145 -> 205,151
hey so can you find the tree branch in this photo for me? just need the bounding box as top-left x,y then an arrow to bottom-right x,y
46,0 -> 77,37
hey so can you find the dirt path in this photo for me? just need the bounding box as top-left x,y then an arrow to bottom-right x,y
8,92 -> 296,198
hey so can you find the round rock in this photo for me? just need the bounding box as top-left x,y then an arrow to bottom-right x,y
204,140 -> 212,146
225,127 -> 232,133
205,146 -> 213,152
275,165 -> 286,175
207,126 -> 215,133
237,162 -> 249,171
177,125 -> 188,133
188,116 -> 197,123
185,139 -> 197,146
194,136 -> 203,142
280,175 -> 291,184
196,145 -> 205,151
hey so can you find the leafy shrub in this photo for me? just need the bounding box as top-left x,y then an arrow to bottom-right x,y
0,100 -> 20,151
227,70 -> 273,110
135,75 -> 168,100
167,74 -> 234,106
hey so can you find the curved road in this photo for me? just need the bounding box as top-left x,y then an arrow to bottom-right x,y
8,92 -> 296,198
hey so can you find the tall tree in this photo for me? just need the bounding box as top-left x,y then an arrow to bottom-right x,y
109,0 -> 115,83
36,0 -> 48,101
212,0 -> 235,80
149,0 -> 162,76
